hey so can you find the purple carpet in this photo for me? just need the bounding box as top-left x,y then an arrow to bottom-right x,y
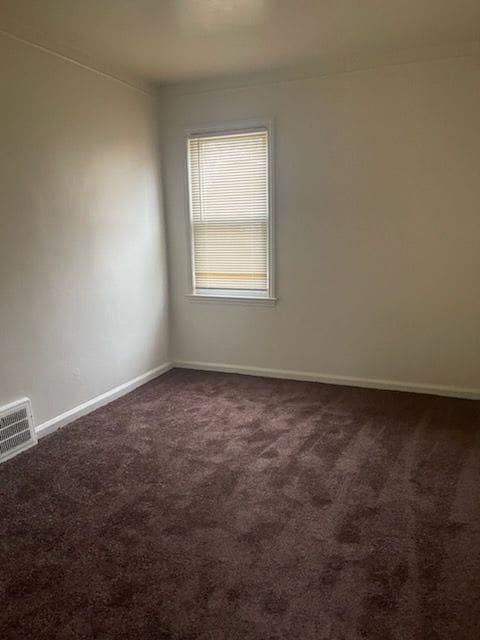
1,369 -> 480,639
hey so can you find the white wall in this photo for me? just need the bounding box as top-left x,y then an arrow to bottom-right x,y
0,34 -> 169,425
159,55 -> 480,395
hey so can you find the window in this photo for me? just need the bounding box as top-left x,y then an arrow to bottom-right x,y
186,125 -> 274,302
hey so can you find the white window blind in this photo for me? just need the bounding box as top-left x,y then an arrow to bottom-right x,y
187,128 -> 271,296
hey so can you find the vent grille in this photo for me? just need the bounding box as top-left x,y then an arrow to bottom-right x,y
0,399 -> 36,463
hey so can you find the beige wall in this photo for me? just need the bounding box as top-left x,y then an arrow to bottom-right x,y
159,55 -> 480,394
0,34 -> 169,425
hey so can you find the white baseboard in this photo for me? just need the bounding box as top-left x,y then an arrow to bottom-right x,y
34,358 -> 477,441
173,360 -> 480,400
36,362 -> 172,439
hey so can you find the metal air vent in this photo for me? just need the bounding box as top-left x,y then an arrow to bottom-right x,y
0,399 -> 36,463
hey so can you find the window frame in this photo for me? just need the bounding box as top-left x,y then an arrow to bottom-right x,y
184,119 -> 276,305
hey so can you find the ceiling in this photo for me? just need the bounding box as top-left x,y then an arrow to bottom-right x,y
1,0 -> 479,89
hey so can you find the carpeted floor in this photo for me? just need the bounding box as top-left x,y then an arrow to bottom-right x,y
1,369 -> 480,640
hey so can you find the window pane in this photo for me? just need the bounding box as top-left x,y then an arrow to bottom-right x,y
188,129 -> 270,293
193,220 -> 268,290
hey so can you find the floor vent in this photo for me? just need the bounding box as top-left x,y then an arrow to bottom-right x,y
0,399 -> 37,463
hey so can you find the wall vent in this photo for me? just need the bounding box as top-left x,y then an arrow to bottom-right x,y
0,399 -> 37,464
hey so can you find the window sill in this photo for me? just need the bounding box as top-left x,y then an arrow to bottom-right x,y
186,293 -> 277,306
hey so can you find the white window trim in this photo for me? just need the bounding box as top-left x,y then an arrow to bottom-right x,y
184,118 -> 276,305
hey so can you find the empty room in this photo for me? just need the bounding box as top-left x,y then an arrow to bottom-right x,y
1,1 -> 480,638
